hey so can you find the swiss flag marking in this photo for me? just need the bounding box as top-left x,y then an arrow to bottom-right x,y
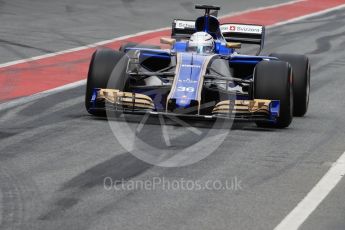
230,26 -> 236,31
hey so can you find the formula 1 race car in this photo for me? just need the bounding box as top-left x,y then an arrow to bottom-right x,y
85,5 -> 310,128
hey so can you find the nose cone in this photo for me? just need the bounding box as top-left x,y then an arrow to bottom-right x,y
167,52 -> 210,115
167,98 -> 199,114
176,98 -> 190,107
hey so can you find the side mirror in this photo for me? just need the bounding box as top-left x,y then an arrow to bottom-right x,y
160,37 -> 176,45
226,42 -> 242,49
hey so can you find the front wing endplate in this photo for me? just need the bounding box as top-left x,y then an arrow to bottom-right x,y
95,88 -> 154,110
212,99 -> 278,118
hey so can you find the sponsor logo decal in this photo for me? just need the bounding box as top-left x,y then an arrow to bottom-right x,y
175,20 -> 195,29
235,25 -> 261,34
181,64 -> 201,68
178,79 -> 198,83
221,24 -> 263,34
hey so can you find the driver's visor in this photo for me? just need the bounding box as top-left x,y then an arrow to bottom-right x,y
188,45 -> 213,54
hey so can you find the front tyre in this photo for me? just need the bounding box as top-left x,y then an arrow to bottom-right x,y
270,53 -> 310,117
254,61 -> 293,128
85,48 -> 126,116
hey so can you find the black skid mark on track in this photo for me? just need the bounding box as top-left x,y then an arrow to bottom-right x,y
61,152 -> 152,191
0,131 -> 18,140
39,153 -> 151,220
51,30 -> 92,48
276,9 -> 345,38
0,42 -> 42,62
307,31 -> 345,55
0,38 -> 53,54
265,11 -> 345,53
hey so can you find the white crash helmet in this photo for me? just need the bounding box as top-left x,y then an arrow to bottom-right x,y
188,32 -> 214,54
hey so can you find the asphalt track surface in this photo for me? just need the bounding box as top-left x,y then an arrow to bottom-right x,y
1,0 -> 345,230
0,0 -> 290,64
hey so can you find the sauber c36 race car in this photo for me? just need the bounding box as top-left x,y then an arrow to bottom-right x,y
85,5 -> 310,128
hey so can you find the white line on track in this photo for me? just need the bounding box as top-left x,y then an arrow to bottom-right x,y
272,2 -> 345,27
274,151 -> 345,230
0,1 -> 345,228
0,27 -> 169,69
0,0 -> 308,69
0,80 -> 85,111
1,0 -> 345,113
0,0 -> 304,69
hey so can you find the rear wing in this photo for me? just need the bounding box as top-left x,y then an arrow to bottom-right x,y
171,19 -> 196,40
220,23 -> 265,54
171,21 -> 266,54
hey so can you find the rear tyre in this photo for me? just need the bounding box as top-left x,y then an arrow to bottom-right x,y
270,53 -> 310,117
85,48 -> 127,116
119,42 -> 161,52
254,61 -> 293,128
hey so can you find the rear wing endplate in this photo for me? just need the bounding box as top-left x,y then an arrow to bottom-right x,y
171,19 -> 196,40
220,23 -> 265,54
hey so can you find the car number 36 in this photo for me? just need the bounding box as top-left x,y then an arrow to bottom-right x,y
177,87 -> 195,93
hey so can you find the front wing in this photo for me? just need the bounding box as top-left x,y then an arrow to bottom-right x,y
89,88 -> 280,122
